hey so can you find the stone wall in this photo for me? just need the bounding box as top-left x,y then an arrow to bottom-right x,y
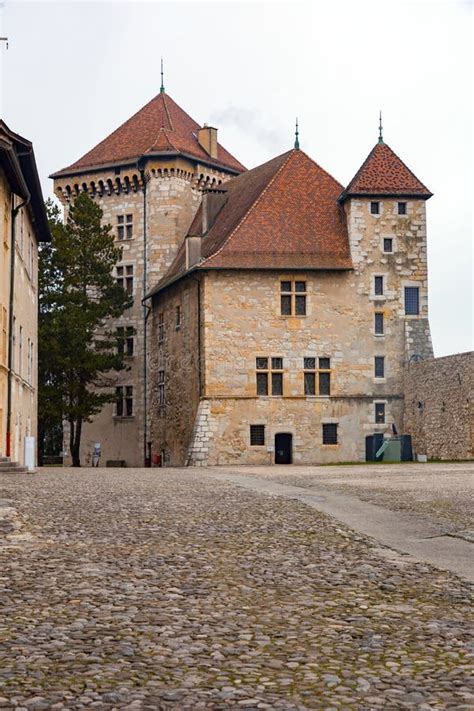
404,352 -> 473,460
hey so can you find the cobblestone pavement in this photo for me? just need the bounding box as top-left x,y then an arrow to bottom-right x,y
0,468 -> 473,710
218,463 -> 474,533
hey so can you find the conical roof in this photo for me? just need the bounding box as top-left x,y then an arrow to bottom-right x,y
51,92 -> 245,177
340,141 -> 432,201
147,148 -> 352,297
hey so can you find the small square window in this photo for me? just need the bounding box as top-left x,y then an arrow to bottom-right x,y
374,312 -> 384,335
383,238 -> 393,253
322,423 -> 338,445
256,357 -> 268,370
405,287 -> 420,315
398,202 -> 407,215
271,357 -> 283,370
319,357 -> 330,370
280,281 -> 292,292
374,276 -> 384,296
370,201 -> 380,215
250,425 -> 265,446
295,281 -> 306,293
375,402 -> 385,423
304,357 -> 316,370
374,356 -> 385,378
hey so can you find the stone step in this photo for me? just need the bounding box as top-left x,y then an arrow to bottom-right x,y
0,461 -> 28,474
0,456 -> 11,463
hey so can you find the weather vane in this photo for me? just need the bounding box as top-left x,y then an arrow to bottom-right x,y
294,117 -> 300,149
160,57 -> 165,93
378,111 -> 383,143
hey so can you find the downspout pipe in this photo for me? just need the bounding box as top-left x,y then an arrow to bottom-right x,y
6,192 -> 30,457
138,165 -> 150,467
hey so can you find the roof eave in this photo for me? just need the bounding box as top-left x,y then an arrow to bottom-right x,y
338,190 -> 433,204
51,150 -> 244,181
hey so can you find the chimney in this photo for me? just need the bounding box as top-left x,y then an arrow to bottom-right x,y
197,123 -> 218,159
185,234 -> 202,270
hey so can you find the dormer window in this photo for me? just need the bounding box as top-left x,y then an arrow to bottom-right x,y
370,201 -> 380,215
398,202 -> 407,215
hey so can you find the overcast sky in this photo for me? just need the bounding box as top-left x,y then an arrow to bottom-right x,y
0,0 -> 472,357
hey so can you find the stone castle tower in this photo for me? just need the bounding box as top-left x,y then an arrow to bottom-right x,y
52,85 -> 245,466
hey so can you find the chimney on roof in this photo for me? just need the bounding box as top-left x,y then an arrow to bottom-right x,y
185,234 -> 202,270
198,124 -> 218,159
185,188 -> 228,270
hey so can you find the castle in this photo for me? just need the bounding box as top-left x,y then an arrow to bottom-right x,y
52,86 -> 433,467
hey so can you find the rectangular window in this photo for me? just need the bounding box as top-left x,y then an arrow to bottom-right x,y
398,202 -> 407,215
374,356 -> 385,378
158,313 -> 164,344
116,265 -> 134,293
322,423 -> 338,445
304,357 -> 316,395
117,214 -> 133,240
250,425 -> 265,446
370,201 -> 380,215
319,371 -> 331,396
115,386 -> 133,416
374,312 -> 384,335
256,356 -> 283,396
158,370 -> 165,406
117,326 -> 134,356
375,402 -> 385,423
405,286 -> 420,315
374,275 -> 384,296
383,238 -> 393,253
280,280 -> 307,316
176,305 -> 181,329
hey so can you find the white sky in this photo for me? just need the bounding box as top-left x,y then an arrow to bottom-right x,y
0,0 -> 472,357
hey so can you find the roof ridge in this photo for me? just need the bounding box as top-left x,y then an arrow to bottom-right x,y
200,150 -> 295,267
381,142 -> 431,195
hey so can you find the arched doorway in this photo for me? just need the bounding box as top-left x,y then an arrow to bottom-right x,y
275,433 -> 292,464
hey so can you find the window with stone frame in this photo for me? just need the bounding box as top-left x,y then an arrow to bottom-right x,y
117,326 -> 134,357
158,370 -> 165,406
158,313 -> 164,344
398,202 -> 407,215
280,280 -> 307,316
374,356 -> 385,378
116,386 -> 133,417
117,214 -> 133,240
374,312 -> 384,335
322,423 -> 338,445
370,201 -> 380,215
250,425 -> 265,446
404,286 -> 420,315
374,275 -> 384,296
303,357 -> 316,395
375,402 -> 386,423
383,237 -> 393,253
116,264 -> 134,293
318,357 -> 331,396
256,357 -> 284,396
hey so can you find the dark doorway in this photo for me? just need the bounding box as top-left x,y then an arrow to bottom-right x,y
275,433 -> 292,464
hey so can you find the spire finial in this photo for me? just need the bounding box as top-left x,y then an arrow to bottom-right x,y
378,110 -> 383,143
160,58 -> 165,93
294,117 -> 300,150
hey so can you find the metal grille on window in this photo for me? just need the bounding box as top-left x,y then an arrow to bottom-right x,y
404,287 -> 419,315
250,425 -> 265,446
322,423 -> 338,444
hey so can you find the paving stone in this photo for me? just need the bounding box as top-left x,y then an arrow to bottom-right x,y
0,466 -> 472,709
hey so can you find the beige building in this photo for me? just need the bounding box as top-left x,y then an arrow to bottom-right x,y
52,86 -> 244,466
0,121 -> 50,466
146,134 -> 434,466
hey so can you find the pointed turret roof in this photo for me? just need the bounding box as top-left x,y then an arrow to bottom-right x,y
51,92 -> 245,178
339,141 -> 432,201
147,148 -> 352,298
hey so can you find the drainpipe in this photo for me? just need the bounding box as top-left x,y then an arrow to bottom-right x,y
139,165 -> 150,467
6,192 -> 30,457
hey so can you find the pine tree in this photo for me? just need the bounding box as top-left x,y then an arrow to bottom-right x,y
39,194 -> 133,467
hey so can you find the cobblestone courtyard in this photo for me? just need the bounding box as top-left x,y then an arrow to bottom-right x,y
0,465 -> 473,710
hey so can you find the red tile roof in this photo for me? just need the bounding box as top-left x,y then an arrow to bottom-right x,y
51,92 -> 245,178
147,149 -> 352,297
340,141 -> 432,200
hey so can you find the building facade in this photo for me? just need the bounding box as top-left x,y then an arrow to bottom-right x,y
52,88 -> 245,466
0,121 -> 50,466
146,138 -> 434,466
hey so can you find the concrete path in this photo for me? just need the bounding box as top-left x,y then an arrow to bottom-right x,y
200,468 -> 474,583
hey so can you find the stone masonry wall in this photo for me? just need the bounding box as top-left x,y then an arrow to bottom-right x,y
404,352 -> 473,460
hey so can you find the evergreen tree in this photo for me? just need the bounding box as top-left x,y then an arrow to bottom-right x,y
39,194 -> 133,467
